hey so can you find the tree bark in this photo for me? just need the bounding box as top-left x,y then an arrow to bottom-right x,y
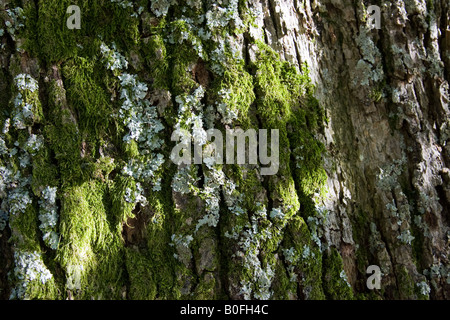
0,0 -> 448,300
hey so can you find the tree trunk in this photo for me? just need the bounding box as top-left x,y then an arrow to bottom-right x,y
0,0 -> 448,300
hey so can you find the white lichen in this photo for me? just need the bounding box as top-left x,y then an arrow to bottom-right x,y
10,250 -> 53,299
38,186 -> 60,250
397,229 -> 415,245
416,280 -> 431,297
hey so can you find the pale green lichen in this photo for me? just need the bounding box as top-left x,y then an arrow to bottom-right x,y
38,186 -> 60,250
9,250 -> 54,299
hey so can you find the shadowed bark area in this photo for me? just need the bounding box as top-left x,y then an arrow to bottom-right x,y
0,0 -> 448,300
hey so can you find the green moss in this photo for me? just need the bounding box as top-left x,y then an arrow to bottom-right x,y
125,248 -> 157,300
44,62 -> 114,186
57,181 -> 125,299
3,0 -> 337,300
253,45 -> 296,124
20,275 -> 60,300
9,205 -> 39,251
142,34 -> 170,89
62,57 -> 111,137
355,291 -> 383,300
211,38 -> 328,300
7,193 -> 60,300
322,247 -> 354,300
271,258 -> 297,299
250,41 -> 327,198
30,146 -> 59,196
44,79 -> 83,186
169,45 -> 199,97
192,273 -> 216,299
290,116 -> 327,197
395,265 -> 415,299
24,0 -> 139,63
109,175 -> 136,232
210,63 -> 256,128
219,167 -> 263,298
235,167 -> 263,209
144,167 -> 182,299
289,96 -> 327,200
282,216 -> 325,300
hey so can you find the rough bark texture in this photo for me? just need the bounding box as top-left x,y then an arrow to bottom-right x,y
0,0 -> 449,300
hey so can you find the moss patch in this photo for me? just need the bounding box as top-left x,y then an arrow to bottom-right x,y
25,0 -> 139,63
322,247 -> 354,300
57,181 -> 125,299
